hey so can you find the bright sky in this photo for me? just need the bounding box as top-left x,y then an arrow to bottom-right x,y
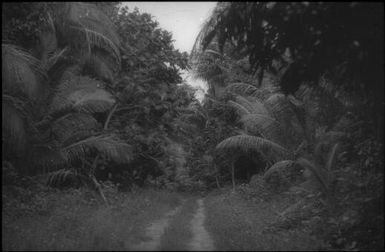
121,2 -> 218,101
121,2 -> 216,53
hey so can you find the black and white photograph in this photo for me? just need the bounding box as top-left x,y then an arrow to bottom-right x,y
2,2 -> 384,251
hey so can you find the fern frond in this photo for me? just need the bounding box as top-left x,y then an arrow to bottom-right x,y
61,134 -> 132,163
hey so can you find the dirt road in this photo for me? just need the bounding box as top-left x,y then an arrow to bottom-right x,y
130,197 -> 215,251
3,188 -> 324,251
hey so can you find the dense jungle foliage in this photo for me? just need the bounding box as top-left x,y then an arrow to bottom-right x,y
2,2 -> 194,193
189,2 -> 384,250
2,2 -> 384,251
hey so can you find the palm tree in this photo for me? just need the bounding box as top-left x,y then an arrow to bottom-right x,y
2,3 -> 130,201
191,40 -> 260,100
215,80 -> 348,195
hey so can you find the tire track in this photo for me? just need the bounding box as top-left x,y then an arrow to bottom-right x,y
130,201 -> 184,251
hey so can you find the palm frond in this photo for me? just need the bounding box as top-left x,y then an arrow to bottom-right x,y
192,2 -> 230,54
297,157 -> 328,193
56,2 -> 121,64
314,129 -> 346,156
46,168 -> 77,187
50,73 -> 115,113
294,140 -> 308,157
216,134 -> 290,162
331,113 -> 355,131
231,95 -> 269,115
55,71 -> 100,94
65,2 -> 120,46
46,47 -> 69,70
240,113 -> 283,142
37,29 -> 58,63
326,143 -> 339,173
204,49 -> 223,57
289,115 -> 306,138
263,160 -> 295,179
61,134 -> 132,163
2,100 -> 26,153
71,89 -> 115,113
264,93 -> 292,119
29,144 -> 67,173
51,113 -> 100,143
263,92 -> 306,147
228,100 -> 251,115
225,82 -> 258,96
287,94 -> 303,107
2,44 -> 46,100
229,94 -> 288,146
295,84 -> 317,102
71,25 -> 121,66
319,130 -> 347,142
83,51 -> 115,84
250,85 -> 280,101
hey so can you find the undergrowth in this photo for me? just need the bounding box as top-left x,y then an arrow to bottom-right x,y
2,175 -> 182,251
205,184 -> 325,251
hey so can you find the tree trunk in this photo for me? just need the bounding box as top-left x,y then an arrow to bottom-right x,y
231,161 -> 235,191
215,175 -> 221,189
258,67 -> 264,87
90,175 -> 108,205
213,164 -> 221,189
82,157 -> 108,205
86,102 -> 118,206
